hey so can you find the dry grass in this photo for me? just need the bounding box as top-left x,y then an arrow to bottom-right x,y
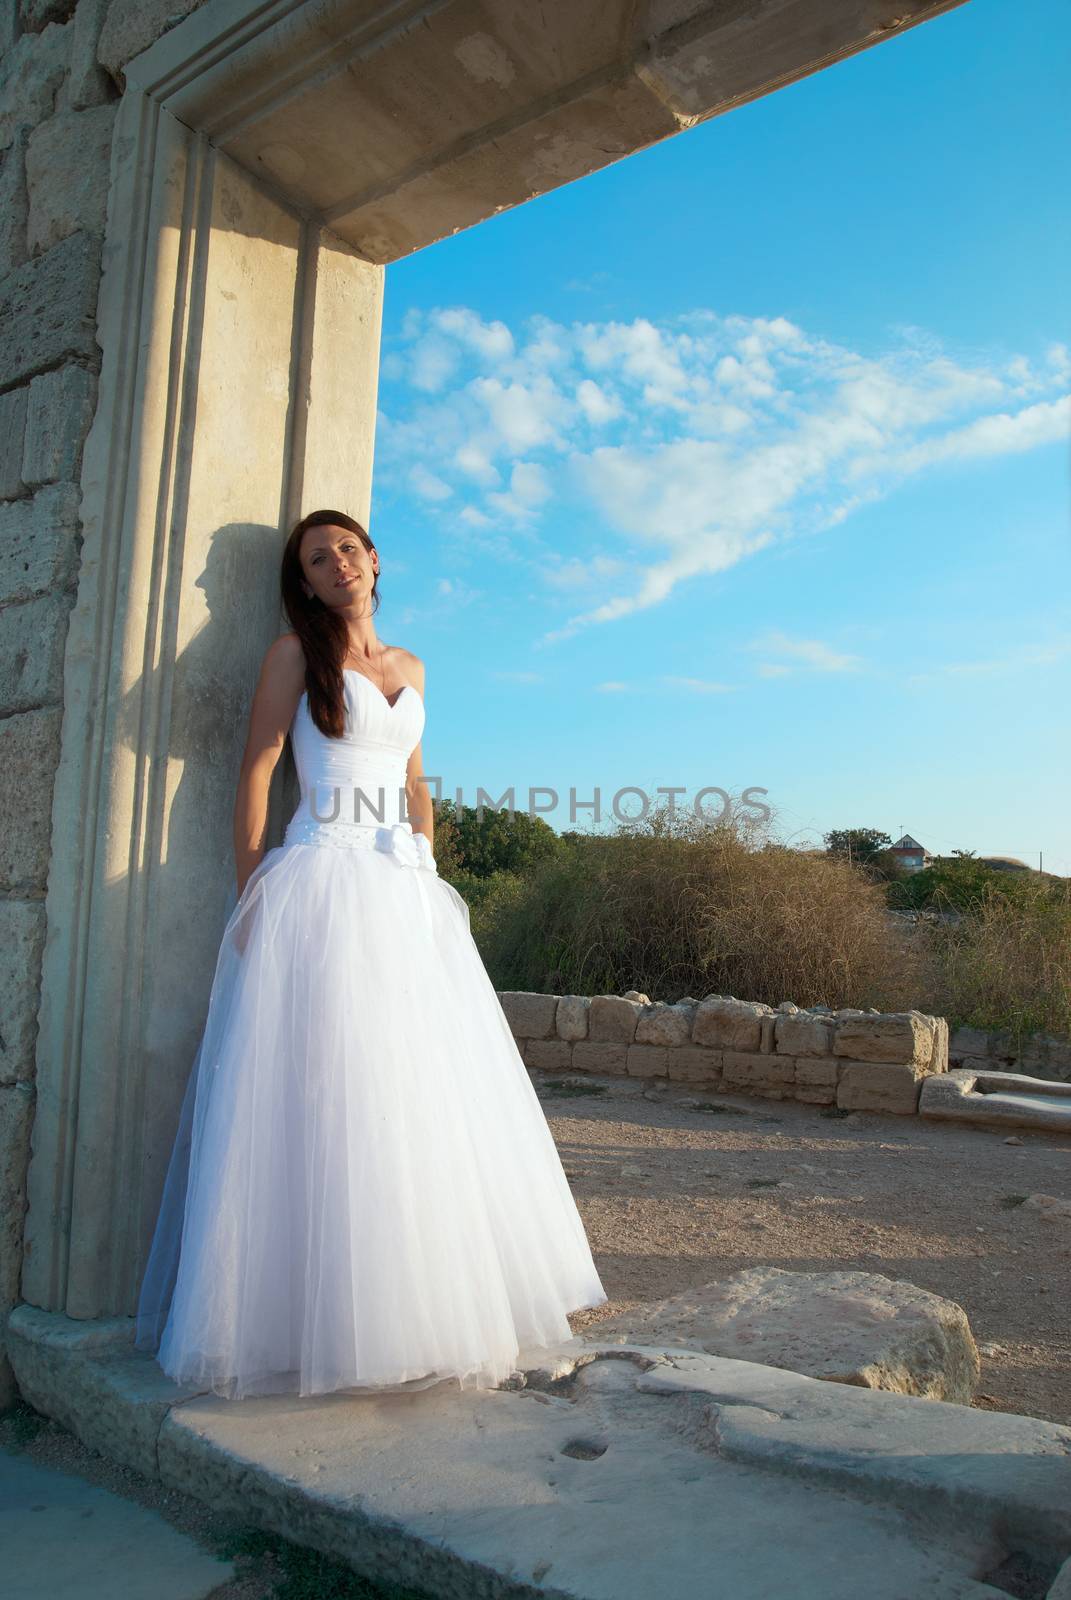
919,880 -> 1071,1044
479,803 -> 925,1011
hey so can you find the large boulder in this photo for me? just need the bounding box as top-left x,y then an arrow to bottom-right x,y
586,1266 -> 979,1403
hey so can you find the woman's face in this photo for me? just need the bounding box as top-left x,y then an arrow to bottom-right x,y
299,524 -> 377,608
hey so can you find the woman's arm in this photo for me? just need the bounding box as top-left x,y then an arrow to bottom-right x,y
403,656 -> 432,852
234,633 -> 306,897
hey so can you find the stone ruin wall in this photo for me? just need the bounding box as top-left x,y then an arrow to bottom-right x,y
0,0 -> 206,1406
498,993 -> 951,1115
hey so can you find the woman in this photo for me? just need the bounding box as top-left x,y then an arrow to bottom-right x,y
135,508 -> 607,1399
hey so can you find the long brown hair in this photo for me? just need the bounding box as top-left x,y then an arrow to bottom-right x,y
281,509 -> 380,738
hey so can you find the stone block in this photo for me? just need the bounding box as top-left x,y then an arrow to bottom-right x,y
723,1051 -> 795,1091
0,899 -> 46,1086
0,480 -> 82,603
0,385 -> 28,498
774,1012 -> 834,1057
1018,1035 -> 1071,1079
949,1025 -> 989,1060
833,1010 -> 936,1066
20,0 -> 77,27
952,1055 -> 989,1074
919,1069 -> 1071,1134
589,994 -> 641,1043
793,1056 -> 840,1088
97,0 -> 208,80
0,588 -> 73,712
22,363 -> 98,485
836,1061 -> 926,1115
523,1038 -> 573,1073
0,1080 -> 31,1406
0,21 -> 71,152
26,103 -> 117,254
928,1015 -> 949,1074
0,229 -> 102,391
794,1085 -> 836,1105
988,1029 -> 1018,1062
665,1046 -> 723,1084
61,0 -> 115,111
692,997 -> 773,1053
497,991 -> 557,1040
571,1041 -> 628,1076
0,123 -> 30,279
635,1001 -> 693,1047
626,1044 -> 668,1079
555,994 -> 589,1042
587,1266 -> 980,1403
0,705 -> 62,890
4,1304 -> 206,1478
0,1081 -> 35,1306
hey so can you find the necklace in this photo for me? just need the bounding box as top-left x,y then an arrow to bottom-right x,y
343,643 -> 385,696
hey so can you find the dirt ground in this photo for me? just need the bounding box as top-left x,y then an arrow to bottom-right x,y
2,1073 -> 1068,1599
541,1071 -> 1071,1428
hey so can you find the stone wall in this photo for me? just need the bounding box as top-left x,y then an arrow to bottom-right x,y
949,1024 -> 1071,1084
498,992 -> 950,1115
0,0 -> 195,1407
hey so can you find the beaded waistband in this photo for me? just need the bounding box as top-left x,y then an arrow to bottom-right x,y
283,815 -> 436,874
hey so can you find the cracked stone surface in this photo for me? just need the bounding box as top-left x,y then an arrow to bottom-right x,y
583,1266 -> 981,1402
7,1306 -> 1071,1598
153,1339 -> 1071,1600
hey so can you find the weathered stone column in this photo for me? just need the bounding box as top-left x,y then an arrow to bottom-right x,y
21,85 -> 383,1321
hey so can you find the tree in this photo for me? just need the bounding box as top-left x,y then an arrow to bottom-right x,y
824,828 -> 893,865
432,799 -> 561,880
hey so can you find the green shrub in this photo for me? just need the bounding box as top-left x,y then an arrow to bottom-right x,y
472,803 -> 922,1010
918,879 -> 1071,1044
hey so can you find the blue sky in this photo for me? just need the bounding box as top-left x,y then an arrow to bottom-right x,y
370,0 -> 1071,872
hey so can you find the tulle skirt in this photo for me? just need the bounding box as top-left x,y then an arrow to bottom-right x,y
134,824 -> 607,1399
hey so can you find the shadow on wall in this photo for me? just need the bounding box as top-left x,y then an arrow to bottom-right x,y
107,519 -> 295,1310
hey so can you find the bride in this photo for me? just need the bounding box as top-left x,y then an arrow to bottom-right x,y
135,508 -> 608,1399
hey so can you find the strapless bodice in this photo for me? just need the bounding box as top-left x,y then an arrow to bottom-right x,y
283,670 -> 429,856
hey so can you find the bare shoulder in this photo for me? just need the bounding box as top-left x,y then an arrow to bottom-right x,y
259,631 -> 306,692
384,643 -> 425,693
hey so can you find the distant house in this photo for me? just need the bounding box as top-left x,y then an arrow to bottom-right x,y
889,833 -> 931,874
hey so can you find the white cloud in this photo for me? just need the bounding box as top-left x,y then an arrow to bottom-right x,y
486,461 -> 552,521
454,442 -> 500,484
410,464 -> 452,501
432,308 -> 514,362
575,378 -> 621,425
410,336 -> 458,393
873,394 -> 1071,478
749,631 -> 862,674
469,375 -> 567,453
376,305 -> 1069,636
661,675 -> 735,694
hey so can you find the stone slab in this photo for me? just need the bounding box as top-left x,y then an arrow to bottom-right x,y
583,1267 -> 980,1403
497,991 -> 558,1040
0,1445 -> 235,1600
7,1305 -> 1071,1599
0,481 -> 83,605
837,1059 -> 927,1115
834,1011 -> 936,1066
158,1342 -> 1070,1600
0,705 -> 63,890
5,1304 -> 209,1479
920,1069 -> 1071,1134
0,230 -> 102,391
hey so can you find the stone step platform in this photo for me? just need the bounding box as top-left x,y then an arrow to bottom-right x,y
921,1069 -> 1071,1133
6,1305 -> 1071,1600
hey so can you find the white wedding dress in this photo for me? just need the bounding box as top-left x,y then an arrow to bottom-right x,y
135,669 -> 607,1399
